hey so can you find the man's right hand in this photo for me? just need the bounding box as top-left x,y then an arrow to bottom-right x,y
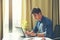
25,31 -> 36,36
25,31 -> 31,36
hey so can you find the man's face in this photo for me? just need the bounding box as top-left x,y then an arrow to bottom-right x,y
33,13 -> 42,21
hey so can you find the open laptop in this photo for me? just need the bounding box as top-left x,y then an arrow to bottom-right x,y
16,27 -> 26,38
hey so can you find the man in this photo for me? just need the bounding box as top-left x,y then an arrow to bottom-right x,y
26,8 -> 54,39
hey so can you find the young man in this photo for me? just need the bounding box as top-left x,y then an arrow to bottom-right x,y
26,8 -> 54,39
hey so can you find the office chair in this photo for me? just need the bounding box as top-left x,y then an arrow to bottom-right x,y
54,25 -> 60,40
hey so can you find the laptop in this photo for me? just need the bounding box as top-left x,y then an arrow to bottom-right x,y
16,27 -> 26,38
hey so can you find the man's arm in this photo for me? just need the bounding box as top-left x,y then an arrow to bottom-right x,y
36,33 -> 45,37
25,21 -> 45,37
25,22 -> 38,36
46,22 -> 54,39
33,22 -> 38,33
25,31 -> 45,37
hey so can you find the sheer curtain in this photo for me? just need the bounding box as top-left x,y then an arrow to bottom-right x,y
3,0 -> 9,37
12,0 -> 22,33
3,0 -> 22,40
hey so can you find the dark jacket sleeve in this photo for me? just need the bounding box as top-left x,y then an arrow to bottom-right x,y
33,22 -> 38,33
46,21 -> 54,39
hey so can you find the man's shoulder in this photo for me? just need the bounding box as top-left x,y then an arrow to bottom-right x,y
43,16 -> 52,24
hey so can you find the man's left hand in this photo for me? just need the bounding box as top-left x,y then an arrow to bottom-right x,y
37,33 -> 44,37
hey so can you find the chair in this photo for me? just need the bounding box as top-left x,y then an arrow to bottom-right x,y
54,25 -> 60,40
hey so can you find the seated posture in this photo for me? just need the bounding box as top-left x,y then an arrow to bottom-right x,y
26,8 -> 54,39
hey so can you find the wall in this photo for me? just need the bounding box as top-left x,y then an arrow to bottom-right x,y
0,0 -> 3,40
59,0 -> 60,24
0,0 -> 1,39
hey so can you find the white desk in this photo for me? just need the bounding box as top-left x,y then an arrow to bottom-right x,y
2,33 -> 53,40
23,37 -> 53,40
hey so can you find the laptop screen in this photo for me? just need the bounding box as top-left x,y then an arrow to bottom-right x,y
16,27 -> 26,37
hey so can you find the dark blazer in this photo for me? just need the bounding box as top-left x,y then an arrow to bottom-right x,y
33,16 -> 54,39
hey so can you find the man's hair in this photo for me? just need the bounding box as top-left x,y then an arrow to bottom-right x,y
32,8 -> 41,14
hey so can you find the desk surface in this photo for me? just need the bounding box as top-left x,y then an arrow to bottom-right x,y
23,37 -> 52,40
2,33 -> 53,40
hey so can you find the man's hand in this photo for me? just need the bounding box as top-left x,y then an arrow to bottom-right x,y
25,31 -> 36,36
25,31 -> 44,37
25,31 -> 31,36
37,33 -> 44,37
30,32 -> 36,37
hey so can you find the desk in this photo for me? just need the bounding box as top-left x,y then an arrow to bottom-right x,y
23,37 -> 52,40
2,33 -> 53,40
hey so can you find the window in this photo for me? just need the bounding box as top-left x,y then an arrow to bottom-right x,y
3,0 -> 22,39
12,0 -> 22,32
